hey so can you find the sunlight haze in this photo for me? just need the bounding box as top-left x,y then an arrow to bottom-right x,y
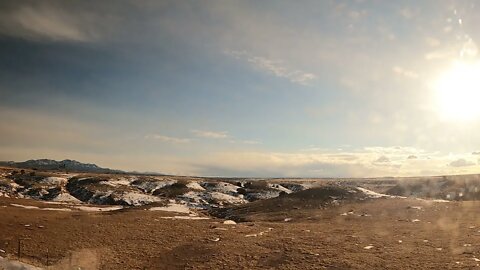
1,0 -> 480,177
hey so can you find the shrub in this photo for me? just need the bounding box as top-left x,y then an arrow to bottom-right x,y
153,182 -> 190,198
244,181 -> 268,190
237,188 -> 247,195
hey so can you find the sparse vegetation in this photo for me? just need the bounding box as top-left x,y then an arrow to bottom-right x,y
2,166 -> 480,269
153,180 -> 190,198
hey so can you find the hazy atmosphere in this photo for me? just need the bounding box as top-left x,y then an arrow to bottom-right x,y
1,0 -> 480,177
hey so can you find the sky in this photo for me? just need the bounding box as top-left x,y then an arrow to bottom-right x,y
1,0 -> 480,177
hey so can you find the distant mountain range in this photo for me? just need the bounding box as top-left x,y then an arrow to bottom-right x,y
0,159 -> 125,174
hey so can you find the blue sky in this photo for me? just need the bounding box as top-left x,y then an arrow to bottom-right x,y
1,0 -> 480,177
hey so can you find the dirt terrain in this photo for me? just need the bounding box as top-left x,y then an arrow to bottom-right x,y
2,166 -> 480,269
2,195 -> 480,269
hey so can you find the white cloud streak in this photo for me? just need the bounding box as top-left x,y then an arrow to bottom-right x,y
191,129 -> 228,139
145,134 -> 191,144
392,66 -> 418,79
0,3 -> 102,42
226,50 -> 317,85
13,6 -> 90,41
449,158 -> 475,167
185,147 -> 480,177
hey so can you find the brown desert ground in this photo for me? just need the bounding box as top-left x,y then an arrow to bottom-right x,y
2,195 -> 480,269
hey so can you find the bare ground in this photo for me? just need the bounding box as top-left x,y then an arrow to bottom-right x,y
2,196 -> 480,269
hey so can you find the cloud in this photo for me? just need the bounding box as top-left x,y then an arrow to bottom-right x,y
348,10 -> 367,20
0,106 -> 108,151
449,158 -> 475,167
392,66 -> 418,79
407,155 -> 417,159
425,37 -> 478,60
425,37 -> 440,47
11,6 -> 91,41
473,152 -> 480,155
147,129 -> 258,145
363,146 -> 422,155
188,151 -> 376,177
374,155 -> 390,163
183,149 -> 405,177
228,139 -> 262,145
0,3 -> 99,42
145,134 -> 191,144
399,8 -> 416,19
226,50 -> 316,85
240,140 -> 262,145
191,129 -> 228,139
148,129 -> 258,145
175,146 -> 480,177
424,49 -> 455,60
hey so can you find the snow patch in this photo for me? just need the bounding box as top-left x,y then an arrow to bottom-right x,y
244,228 -> 273,237
160,216 -> 209,220
358,187 -> 449,203
209,192 -> 247,204
186,181 -> 205,191
99,178 -> 132,187
10,204 -> 71,211
41,207 -> 72,212
149,203 -> 191,214
11,203 -> 38,209
178,191 -> 209,208
202,182 -> 239,194
132,179 -> 176,193
0,256 -> 42,270
119,192 -> 160,206
52,192 -> 82,203
269,184 -> 293,194
223,220 -> 237,225
357,187 -> 404,198
73,206 -> 123,212
179,190 -> 247,208
41,177 -> 68,185
415,198 -> 450,203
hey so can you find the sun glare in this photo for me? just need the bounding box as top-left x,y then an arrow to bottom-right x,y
434,61 -> 480,121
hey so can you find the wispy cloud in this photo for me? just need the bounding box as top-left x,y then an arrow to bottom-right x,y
449,158 -> 475,167
399,7 -> 416,19
392,66 -> 418,79
228,139 -> 262,145
226,50 -> 316,85
145,134 -> 191,144
425,37 -> 478,60
191,129 -> 228,139
147,129 -> 258,145
240,140 -> 262,145
182,146 -> 480,177
0,3 -> 99,42
14,6 -> 91,41
374,155 -> 390,163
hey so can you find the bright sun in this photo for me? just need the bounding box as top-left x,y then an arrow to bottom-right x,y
434,61 -> 480,121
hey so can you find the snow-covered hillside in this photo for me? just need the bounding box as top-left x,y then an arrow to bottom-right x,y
0,169 -> 311,209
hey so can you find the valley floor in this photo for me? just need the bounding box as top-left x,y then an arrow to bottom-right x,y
1,196 -> 480,269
